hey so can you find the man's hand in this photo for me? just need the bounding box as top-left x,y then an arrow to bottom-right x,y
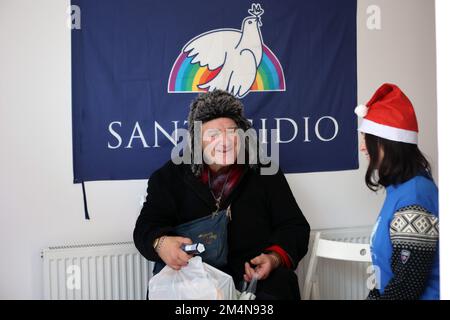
244,252 -> 281,282
156,236 -> 193,270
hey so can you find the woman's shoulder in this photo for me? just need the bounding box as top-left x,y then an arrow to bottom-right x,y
148,160 -> 187,182
404,174 -> 437,193
392,175 -> 438,215
250,163 -> 293,194
391,174 -> 436,191
252,162 -> 283,180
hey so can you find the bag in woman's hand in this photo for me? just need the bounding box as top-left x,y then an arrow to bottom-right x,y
153,208 -> 230,275
148,256 -> 237,300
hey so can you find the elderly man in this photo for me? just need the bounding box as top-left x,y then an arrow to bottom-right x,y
134,90 -> 310,299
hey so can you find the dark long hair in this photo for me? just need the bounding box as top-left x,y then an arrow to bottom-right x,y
364,133 -> 432,191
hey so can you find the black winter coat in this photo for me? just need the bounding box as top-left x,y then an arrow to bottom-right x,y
133,161 -> 310,281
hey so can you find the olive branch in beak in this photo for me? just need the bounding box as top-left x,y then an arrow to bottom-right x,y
248,3 -> 264,27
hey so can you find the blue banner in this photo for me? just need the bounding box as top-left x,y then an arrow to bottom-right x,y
72,0 -> 358,183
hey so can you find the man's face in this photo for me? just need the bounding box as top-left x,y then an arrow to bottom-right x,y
201,117 -> 239,167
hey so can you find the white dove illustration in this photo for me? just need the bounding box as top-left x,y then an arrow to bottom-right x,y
183,4 -> 265,98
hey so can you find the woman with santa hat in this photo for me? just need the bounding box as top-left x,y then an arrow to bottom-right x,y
355,83 -> 439,299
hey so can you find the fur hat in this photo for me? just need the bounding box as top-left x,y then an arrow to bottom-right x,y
187,90 -> 254,177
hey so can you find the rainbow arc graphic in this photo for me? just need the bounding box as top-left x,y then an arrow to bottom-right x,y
168,45 -> 285,94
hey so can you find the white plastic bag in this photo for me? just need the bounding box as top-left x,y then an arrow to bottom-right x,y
147,256 -> 237,300
237,274 -> 258,300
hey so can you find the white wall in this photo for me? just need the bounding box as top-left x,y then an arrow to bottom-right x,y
0,0 -> 438,299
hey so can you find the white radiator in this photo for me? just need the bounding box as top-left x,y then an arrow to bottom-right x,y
42,226 -> 372,300
42,242 -> 153,300
296,226 -> 373,300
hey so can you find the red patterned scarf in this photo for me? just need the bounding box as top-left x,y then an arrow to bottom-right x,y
200,164 -> 243,205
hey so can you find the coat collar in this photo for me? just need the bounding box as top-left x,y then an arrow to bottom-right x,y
181,164 -> 250,210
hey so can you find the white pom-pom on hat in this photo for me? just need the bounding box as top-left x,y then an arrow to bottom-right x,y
354,104 -> 368,118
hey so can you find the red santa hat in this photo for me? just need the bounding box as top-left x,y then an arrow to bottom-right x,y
354,83 -> 418,144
